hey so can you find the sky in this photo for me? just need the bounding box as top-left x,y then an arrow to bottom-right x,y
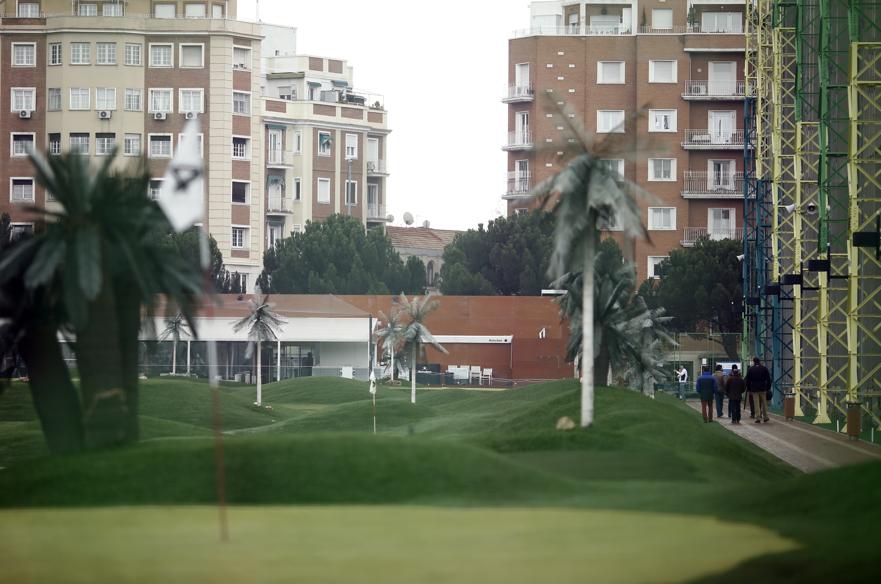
239,0 -> 526,231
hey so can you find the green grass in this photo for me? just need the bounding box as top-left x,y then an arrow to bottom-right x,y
1,376 -> 880,582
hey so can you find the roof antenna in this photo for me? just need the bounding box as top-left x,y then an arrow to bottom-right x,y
256,0 -> 261,22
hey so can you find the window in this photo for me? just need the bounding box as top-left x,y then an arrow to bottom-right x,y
709,208 -> 736,239
47,88 -> 62,111
649,109 -> 677,132
652,8 -> 673,30
345,180 -> 357,206
180,44 -> 204,68
77,3 -> 97,16
49,133 -> 61,155
95,88 -> 116,110
649,158 -> 676,181
232,92 -> 250,115
12,43 -> 36,67
293,178 -> 302,201
597,110 -> 625,133
150,44 -> 172,67
317,177 -> 331,203
149,134 -> 172,158
11,88 -> 36,111
231,181 -> 249,204
648,256 -> 668,279
95,133 -> 116,156
69,88 -> 90,110
103,3 -> 124,16
10,178 -> 35,203
597,61 -> 624,84
17,3 -> 40,17
599,159 -> 624,179
233,46 -> 251,69
11,133 -> 35,157
185,3 -> 207,18
232,137 -> 249,159
345,133 -> 358,160
70,133 -> 90,154
49,43 -> 62,65
71,42 -> 90,64
231,227 -> 248,249
318,131 -> 332,156
124,88 -> 142,111
701,11 -> 743,33
154,3 -> 176,18
124,133 -> 141,156
212,4 -> 224,18
294,131 -> 303,154
96,42 -> 116,65
149,89 -> 172,113
149,179 -> 163,200
10,223 -> 35,240
709,160 -> 736,189
649,60 -> 677,83
648,207 -> 677,231
125,43 -> 142,66
179,89 -> 204,113
177,132 -> 203,157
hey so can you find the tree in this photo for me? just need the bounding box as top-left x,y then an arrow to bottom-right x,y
165,227 -> 242,293
374,309 -> 404,381
233,292 -> 285,406
531,106 -> 649,428
259,214 -> 426,295
638,237 -> 742,359
439,211 -> 555,295
0,152 -> 201,450
158,312 -> 190,375
396,293 -> 447,404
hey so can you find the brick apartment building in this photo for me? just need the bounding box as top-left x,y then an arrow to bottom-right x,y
504,0 -> 745,282
1,1 -> 391,291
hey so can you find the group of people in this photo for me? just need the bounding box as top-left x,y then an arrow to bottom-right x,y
690,357 -> 773,424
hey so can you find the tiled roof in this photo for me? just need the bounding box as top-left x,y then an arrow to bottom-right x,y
158,294 -> 371,319
386,226 -> 462,252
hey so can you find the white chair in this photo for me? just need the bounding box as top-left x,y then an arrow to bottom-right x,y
470,366 -> 482,385
482,368 -> 493,386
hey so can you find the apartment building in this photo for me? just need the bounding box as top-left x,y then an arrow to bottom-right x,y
504,0 -> 745,282
259,23 -> 391,250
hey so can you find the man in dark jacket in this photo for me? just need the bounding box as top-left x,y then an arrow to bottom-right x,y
695,365 -> 718,423
713,364 -> 726,418
745,357 -> 772,423
725,365 -> 746,424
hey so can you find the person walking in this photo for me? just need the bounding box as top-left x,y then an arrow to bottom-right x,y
695,365 -> 718,423
677,366 -> 689,400
713,364 -> 727,419
725,365 -> 746,424
745,356 -> 772,423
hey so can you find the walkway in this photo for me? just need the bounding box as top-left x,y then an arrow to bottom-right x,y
685,400 -> 881,473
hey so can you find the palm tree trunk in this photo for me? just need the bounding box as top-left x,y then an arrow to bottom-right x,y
410,343 -> 417,404
594,343 -> 610,387
19,322 -> 84,454
114,280 -> 142,444
172,338 -> 177,375
256,340 -> 262,406
581,234 -> 596,428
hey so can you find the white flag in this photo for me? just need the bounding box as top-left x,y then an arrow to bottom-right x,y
369,369 -> 377,395
158,119 -> 204,233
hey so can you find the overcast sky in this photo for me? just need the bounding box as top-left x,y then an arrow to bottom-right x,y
239,0 -> 526,231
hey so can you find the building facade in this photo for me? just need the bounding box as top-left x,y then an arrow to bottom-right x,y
504,0 -> 745,281
386,225 -> 460,288
1,3 -> 392,291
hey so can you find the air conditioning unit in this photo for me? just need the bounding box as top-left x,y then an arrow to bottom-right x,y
19,110 -> 32,119
98,110 -> 112,120
184,111 -> 198,120
153,112 -> 167,121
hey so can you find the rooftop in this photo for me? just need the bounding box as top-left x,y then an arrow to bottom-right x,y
386,226 -> 461,253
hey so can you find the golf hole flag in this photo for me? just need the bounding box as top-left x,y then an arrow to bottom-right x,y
369,369 -> 377,395
158,119 -> 205,233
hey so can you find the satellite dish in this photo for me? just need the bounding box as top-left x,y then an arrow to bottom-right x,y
385,214 -> 395,223
403,212 -> 414,225
422,220 -> 430,228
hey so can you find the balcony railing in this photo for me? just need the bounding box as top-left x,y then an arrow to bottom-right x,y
367,203 -> 387,220
682,129 -> 745,149
503,84 -> 534,103
267,150 -> 296,166
267,195 -> 292,213
504,172 -> 531,199
504,131 -> 533,150
512,24 -> 632,38
682,80 -> 746,99
681,227 -> 743,247
682,171 -> 744,198
367,160 -> 388,175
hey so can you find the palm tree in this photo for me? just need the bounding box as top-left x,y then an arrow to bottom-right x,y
375,309 -> 404,381
0,151 -> 202,448
396,293 -> 447,404
531,104 -> 650,428
233,291 -> 285,406
159,312 -> 190,375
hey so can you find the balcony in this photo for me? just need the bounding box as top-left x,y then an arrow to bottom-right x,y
267,150 -> 295,167
682,171 -> 744,199
267,195 -> 292,214
503,131 -> 533,151
682,129 -> 745,150
367,160 -> 389,176
682,80 -> 746,100
512,24 -> 631,38
503,172 -> 531,199
503,85 -> 534,104
367,203 -> 387,220
681,227 -> 743,247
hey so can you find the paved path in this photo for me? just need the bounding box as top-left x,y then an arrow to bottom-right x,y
685,400 -> 881,473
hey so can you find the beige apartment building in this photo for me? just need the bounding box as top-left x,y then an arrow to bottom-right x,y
504,0 -> 745,282
1,2 -> 392,291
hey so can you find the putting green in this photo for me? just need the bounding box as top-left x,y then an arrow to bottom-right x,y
1,506 -> 795,584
